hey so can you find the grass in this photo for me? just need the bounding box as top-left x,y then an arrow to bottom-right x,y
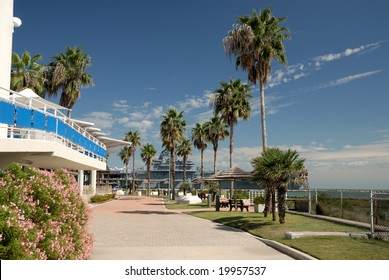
163,199 -> 213,210
186,211 -> 389,260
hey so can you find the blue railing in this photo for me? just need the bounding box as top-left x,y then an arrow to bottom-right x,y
0,97 -> 106,160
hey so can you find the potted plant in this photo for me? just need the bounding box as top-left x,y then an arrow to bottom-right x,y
253,195 -> 266,213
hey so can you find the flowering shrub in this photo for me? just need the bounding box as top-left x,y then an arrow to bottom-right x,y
0,164 -> 93,259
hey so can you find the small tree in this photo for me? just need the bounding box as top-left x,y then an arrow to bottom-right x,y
252,147 -> 307,223
140,143 -> 156,196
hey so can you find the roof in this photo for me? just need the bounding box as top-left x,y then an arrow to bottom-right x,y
212,166 -> 253,180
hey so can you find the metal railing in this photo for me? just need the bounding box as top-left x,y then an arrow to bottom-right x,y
0,87 -> 106,162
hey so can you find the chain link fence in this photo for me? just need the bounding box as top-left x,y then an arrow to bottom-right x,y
285,189 -> 389,239
371,191 -> 389,239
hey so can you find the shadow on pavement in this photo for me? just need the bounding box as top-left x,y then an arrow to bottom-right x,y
116,210 -> 179,215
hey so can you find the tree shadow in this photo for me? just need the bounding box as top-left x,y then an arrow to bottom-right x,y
211,216 -> 273,232
116,210 -> 179,215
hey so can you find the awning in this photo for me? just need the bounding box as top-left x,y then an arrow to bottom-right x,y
13,88 -> 70,111
70,118 -> 95,128
99,136 -> 131,149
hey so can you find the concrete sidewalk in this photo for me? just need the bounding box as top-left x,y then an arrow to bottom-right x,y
88,196 -> 295,260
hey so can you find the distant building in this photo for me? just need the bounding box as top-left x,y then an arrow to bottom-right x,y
101,150 -> 198,191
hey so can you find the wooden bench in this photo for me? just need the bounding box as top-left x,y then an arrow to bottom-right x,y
229,199 -> 249,212
219,198 -> 229,208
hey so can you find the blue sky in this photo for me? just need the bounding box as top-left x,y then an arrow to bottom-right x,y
13,0 -> 389,189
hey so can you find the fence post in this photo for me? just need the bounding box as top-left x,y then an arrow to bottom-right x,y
308,188 -> 312,214
370,190 -> 374,235
340,190 -> 343,219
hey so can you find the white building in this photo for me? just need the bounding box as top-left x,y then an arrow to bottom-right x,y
0,0 -> 129,195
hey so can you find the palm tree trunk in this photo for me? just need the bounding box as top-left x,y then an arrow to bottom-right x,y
271,185 -> 276,221
170,149 -> 175,200
277,186 -> 287,224
147,162 -> 151,196
229,122 -> 234,168
125,163 -> 129,194
183,155 -> 187,182
259,83 -> 268,150
200,148 -> 204,190
132,152 -> 136,194
213,145 -> 217,175
229,122 -> 234,199
264,185 -> 271,217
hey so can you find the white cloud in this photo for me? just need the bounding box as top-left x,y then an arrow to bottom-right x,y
176,91 -> 214,113
112,100 -> 129,113
82,111 -> 114,129
314,70 -> 382,90
313,41 -> 382,68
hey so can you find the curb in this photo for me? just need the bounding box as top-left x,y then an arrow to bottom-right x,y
256,237 -> 317,260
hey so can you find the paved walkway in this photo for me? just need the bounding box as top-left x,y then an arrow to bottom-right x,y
89,196 -> 293,260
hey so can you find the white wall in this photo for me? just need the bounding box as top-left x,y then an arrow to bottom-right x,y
0,0 -> 14,99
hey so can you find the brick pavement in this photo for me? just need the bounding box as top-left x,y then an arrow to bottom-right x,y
89,196 -> 293,260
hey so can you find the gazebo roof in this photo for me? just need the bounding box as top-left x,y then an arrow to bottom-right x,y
191,166 -> 253,183
213,166 -> 253,180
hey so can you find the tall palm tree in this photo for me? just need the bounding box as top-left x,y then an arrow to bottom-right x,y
119,145 -> 132,194
176,138 -> 192,182
191,123 -> 208,181
46,46 -> 94,114
160,108 -> 186,200
11,51 -> 46,97
223,6 -> 290,150
213,78 -> 252,168
124,129 -> 141,194
204,116 -> 229,175
140,143 -> 156,196
251,147 -> 307,223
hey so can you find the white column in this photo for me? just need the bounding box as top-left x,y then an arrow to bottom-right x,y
91,170 -> 97,196
0,0 -> 14,99
78,170 -> 84,196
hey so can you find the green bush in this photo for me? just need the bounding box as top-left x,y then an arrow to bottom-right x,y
253,195 -> 265,205
90,193 -> 115,203
0,164 -> 93,260
232,189 -> 249,199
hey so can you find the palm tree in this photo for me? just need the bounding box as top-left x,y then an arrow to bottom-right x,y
119,145 -> 132,194
11,51 -> 46,97
46,46 -> 94,114
204,116 -> 229,175
176,138 -> 192,182
251,147 -> 307,223
223,6 -> 290,150
191,123 -> 208,181
140,143 -> 157,196
160,108 -> 187,200
213,78 -> 252,168
124,130 -> 141,194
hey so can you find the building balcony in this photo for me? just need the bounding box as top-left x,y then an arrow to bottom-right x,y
0,87 -> 128,171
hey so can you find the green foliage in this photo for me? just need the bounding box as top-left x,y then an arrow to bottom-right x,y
205,181 -> 219,194
232,189 -> 249,199
90,194 -> 115,203
0,164 -> 93,260
253,195 -> 266,205
179,183 -> 190,195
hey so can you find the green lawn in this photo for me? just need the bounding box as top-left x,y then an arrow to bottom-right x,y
186,211 -> 389,260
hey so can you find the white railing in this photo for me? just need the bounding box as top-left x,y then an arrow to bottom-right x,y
0,87 -> 106,162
